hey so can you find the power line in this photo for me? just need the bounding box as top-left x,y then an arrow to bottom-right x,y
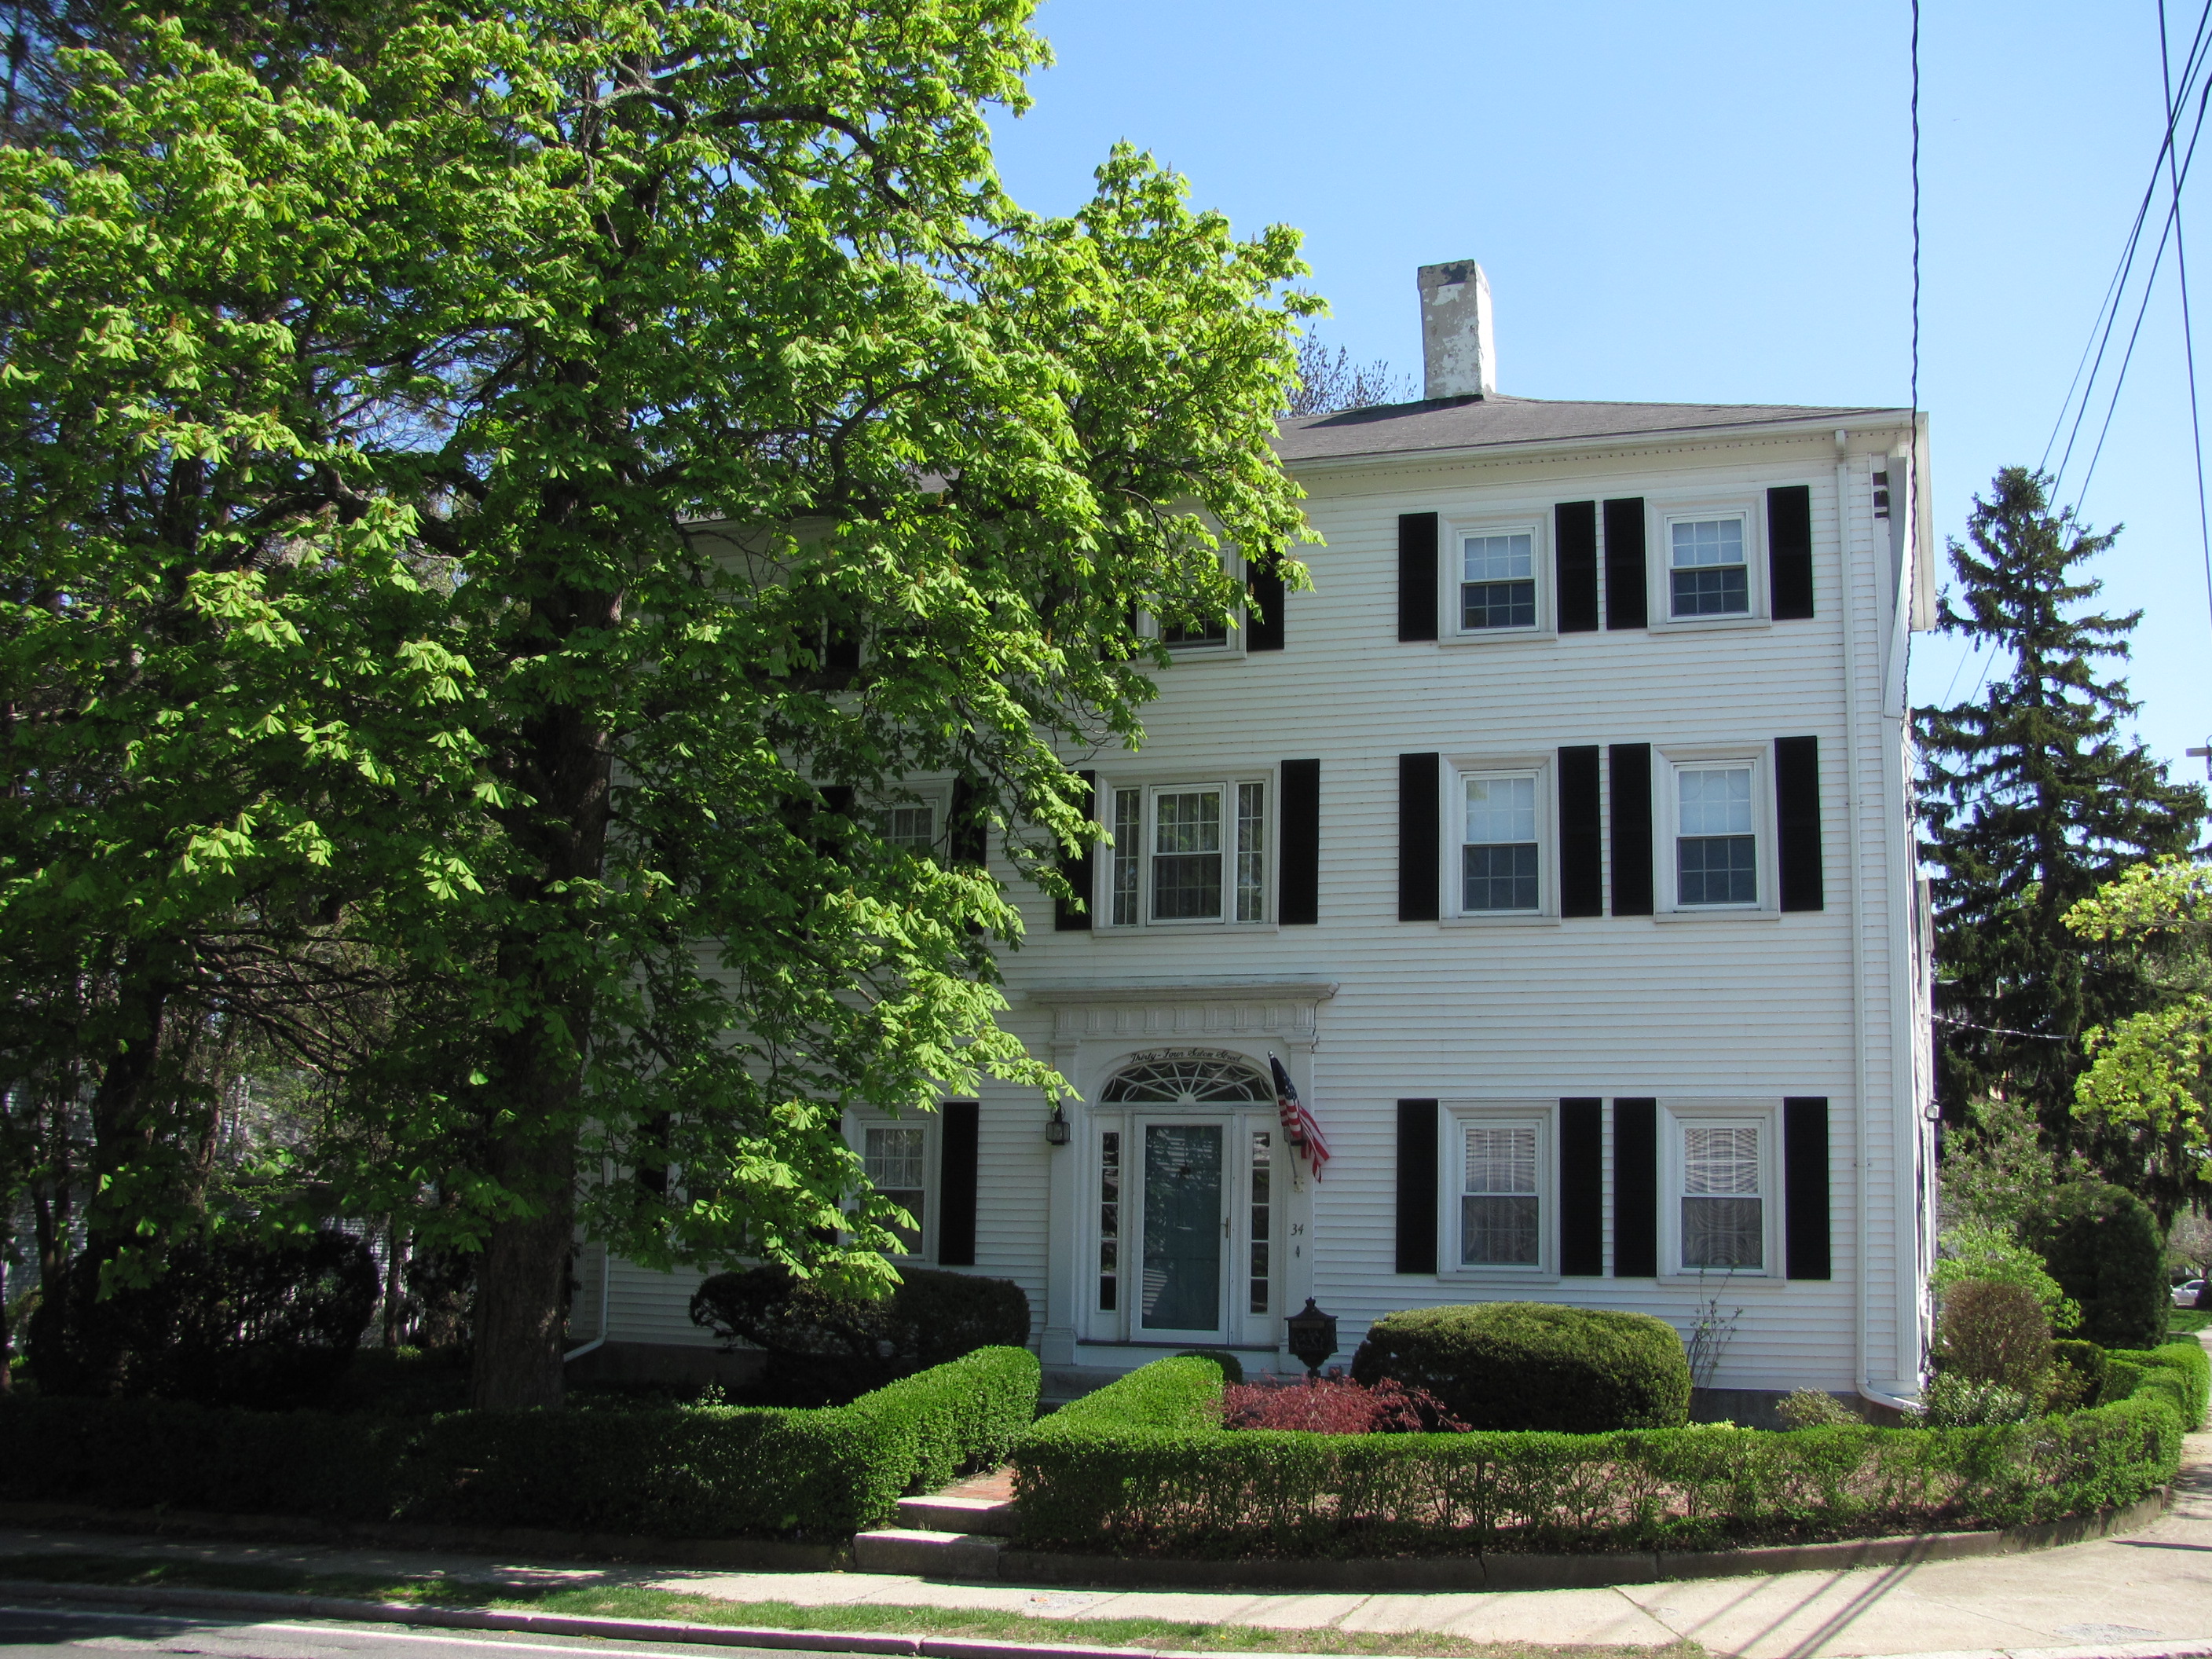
2164,0 -> 2212,645
2045,0 -> 2212,489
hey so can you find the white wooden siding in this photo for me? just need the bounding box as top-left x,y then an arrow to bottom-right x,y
601,425 -> 1932,1397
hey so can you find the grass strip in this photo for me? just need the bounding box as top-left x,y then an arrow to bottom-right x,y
0,1554 -> 1702,1659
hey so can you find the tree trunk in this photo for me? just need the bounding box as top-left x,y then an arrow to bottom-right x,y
467,571 -> 617,1412
468,1125 -> 576,1410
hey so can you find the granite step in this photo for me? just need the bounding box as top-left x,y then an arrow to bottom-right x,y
851,1527 -> 1004,1578
892,1493 -> 1016,1536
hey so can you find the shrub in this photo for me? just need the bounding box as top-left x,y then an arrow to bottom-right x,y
27,1229 -> 377,1409
2020,1181 -> 2167,1349
1174,1350 -> 1244,1384
1932,1221 -> 2079,1331
2105,1340 -> 2211,1426
690,1264 -> 1029,1404
1221,1375 -> 1464,1434
1777,1388 -> 1861,1429
0,1344 -> 1038,1538
1350,1302 -> 1690,1432
1914,1372 -> 2038,1428
1936,1279 -> 2052,1394
2047,1339 -> 2107,1412
1009,1351 -> 2188,1557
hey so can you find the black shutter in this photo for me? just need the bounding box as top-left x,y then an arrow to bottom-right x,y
1556,501 -> 1599,633
1775,736 -> 1825,912
937,1101 -> 980,1266
1768,485 -> 1815,621
1398,753 -> 1441,921
950,776 -> 987,866
1607,744 -> 1654,916
1398,513 -> 1439,642
1603,498 -> 1648,630
1279,760 -> 1320,925
1247,559 -> 1287,652
1613,1098 -> 1658,1276
817,785 -> 855,855
1053,770 -> 1097,931
826,623 -> 862,673
1784,1097 -> 1831,1280
1396,1099 -> 1439,1274
1559,1098 -> 1603,1276
1558,745 -> 1602,917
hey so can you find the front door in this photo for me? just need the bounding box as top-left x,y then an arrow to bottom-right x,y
1136,1121 -> 1226,1342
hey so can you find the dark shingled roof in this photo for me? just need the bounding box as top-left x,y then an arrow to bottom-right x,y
1273,394 -> 1903,463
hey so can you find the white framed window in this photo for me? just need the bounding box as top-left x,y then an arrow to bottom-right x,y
857,1119 -> 936,1258
1446,756 -> 1554,920
1661,1103 -> 1778,1278
874,783 -> 953,859
1447,1105 -> 1553,1274
1135,548 -> 1254,658
1099,775 -> 1273,928
1653,504 -> 1765,626
1660,747 -> 1770,914
1445,517 -> 1548,640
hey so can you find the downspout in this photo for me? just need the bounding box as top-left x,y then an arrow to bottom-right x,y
563,1242 -> 611,1363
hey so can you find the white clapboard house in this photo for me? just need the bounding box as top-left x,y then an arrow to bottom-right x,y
569,261 -> 1939,1414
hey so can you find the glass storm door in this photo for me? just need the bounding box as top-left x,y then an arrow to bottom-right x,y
1138,1122 -> 1226,1340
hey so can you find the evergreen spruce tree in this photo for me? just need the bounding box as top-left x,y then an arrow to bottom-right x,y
1917,467 -> 2206,1166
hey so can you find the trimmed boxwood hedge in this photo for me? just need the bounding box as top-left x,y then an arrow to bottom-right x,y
0,1344 -> 1038,1539
1009,1344 -> 2204,1558
1350,1302 -> 1690,1431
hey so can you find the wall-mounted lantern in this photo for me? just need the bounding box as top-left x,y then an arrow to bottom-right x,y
1285,1298 -> 1338,1378
1045,1105 -> 1071,1146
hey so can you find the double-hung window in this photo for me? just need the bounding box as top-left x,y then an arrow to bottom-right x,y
1461,1120 -> 1542,1265
861,1122 -> 932,1255
1675,764 -> 1757,906
883,804 -> 937,855
1462,773 -> 1540,913
1462,532 -> 1536,630
1676,1119 -> 1767,1272
1668,516 -> 1751,617
1103,778 -> 1271,927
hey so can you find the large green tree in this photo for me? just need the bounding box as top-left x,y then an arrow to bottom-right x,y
5,2 -> 1315,1408
1916,467 -> 2204,1178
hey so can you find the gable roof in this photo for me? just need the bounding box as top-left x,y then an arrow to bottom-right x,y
1273,394 -> 1903,463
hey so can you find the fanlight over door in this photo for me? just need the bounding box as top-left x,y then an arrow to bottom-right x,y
1100,1051 -> 1273,1104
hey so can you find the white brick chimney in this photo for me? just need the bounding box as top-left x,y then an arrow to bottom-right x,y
1418,260 -> 1496,399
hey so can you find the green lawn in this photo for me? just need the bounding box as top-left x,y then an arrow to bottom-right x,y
2172,1306 -> 2210,1336
0,1555 -> 1702,1659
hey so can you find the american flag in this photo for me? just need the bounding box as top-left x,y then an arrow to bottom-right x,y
1271,1055 -> 1330,1182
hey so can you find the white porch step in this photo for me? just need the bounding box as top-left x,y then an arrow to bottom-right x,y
852,1528 -> 1005,1578
892,1493 -> 1017,1536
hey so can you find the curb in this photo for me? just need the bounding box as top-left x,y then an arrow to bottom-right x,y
1844,1646 -> 2212,1659
0,1580 -> 1179,1659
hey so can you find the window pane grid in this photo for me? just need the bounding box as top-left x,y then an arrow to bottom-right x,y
1152,789 -> 1224,920
1681,1123 -> 1761,1271
1678,767 -> 1756,905
885,805 -> 935,852
1463,775 -> 1540,912
1250,1130 -> 1272,1315
1111,788 -> 1141,926
1669,518 -> 1749,617
1461,534 -> 1537,631
1236,782 -> 1266,922
866,1126 -> 927,1254
1462,1123 -> 1540,1265
1098,1130 -> 1120,1311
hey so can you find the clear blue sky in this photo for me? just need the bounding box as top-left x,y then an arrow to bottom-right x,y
987,0 -> 2212,786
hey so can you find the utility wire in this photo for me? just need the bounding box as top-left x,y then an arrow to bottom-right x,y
2071,67 -> 2212,515
2045,0 -> 2212,488
2164,0 -> 2212,643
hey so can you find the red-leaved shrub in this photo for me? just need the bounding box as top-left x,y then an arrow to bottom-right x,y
1221,1374 -> 1467,1434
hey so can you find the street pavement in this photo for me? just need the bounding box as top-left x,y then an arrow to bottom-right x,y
0,1602 -> 834,1659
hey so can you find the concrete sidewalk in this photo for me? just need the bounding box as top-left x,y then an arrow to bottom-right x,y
1,1350 -> 2205,1659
